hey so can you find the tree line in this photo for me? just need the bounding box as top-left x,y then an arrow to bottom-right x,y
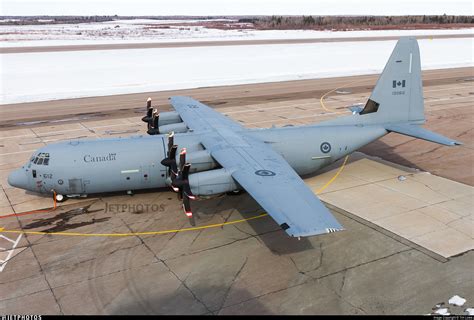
1,15 -> 472,28
247,15 -> 473,30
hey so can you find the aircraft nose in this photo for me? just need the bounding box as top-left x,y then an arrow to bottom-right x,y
8,169 -> 29,190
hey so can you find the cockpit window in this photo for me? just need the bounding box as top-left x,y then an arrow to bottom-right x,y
32,152 -> 50,166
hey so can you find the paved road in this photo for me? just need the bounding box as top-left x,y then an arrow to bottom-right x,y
1,34 -> 472,54
0,67 -> 471,126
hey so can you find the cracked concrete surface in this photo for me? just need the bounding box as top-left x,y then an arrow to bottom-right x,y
1,195 -> 471,314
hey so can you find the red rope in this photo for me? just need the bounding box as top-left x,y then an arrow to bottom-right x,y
0,191 -> 57,219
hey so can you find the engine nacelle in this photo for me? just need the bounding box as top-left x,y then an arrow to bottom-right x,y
186,150 -> 218,173
159,111 -> 182,126
189,168 -> 239,196
159,122 -> 188,134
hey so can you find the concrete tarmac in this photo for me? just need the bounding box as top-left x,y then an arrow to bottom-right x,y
0,67 -> 472,315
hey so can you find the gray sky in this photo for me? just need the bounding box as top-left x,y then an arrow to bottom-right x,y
1,0 -> 472,16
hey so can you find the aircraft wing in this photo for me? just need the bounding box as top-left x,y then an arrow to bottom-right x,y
170,96 -> 344,237
209,143 -> 344,237
169,96 -> 243,132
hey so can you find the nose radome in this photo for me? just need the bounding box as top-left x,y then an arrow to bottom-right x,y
8,169 -> 29,190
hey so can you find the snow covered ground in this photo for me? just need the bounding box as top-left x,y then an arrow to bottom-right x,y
0,19 -> 472,47
1,37 -> 472,104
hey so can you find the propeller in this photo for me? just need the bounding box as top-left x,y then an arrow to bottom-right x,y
160,140 -> 197,226
173,163 -> 197,226
160,132 -> 178,180
141,97 -> 153,123
170,147 -> 187,197
181,164 -> 197,226
172,148 -> 197,225
146,109 -> 160,135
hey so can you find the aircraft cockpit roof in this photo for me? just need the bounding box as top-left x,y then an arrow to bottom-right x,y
31,152 -> 50,165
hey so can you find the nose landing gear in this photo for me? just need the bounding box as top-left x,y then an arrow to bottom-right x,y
54,192 -> 66,203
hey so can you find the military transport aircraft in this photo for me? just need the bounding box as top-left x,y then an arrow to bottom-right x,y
8,38 -> 461,238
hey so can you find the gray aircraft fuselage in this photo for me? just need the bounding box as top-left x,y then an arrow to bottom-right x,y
8,119 -> 386,197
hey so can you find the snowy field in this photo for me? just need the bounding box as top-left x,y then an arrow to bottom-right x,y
1,37 -> 472,104
0,19 -> 472,47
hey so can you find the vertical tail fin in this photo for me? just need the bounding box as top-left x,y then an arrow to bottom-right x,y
360,37 -> 425,124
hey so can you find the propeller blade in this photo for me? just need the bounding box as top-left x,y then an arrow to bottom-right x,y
142,98 -> 154,123
177,187 -> 183,200
182,163 -> 191,180
179,148 -> 187,172
183,195 -> 195,226
152,109 -> 159,128
167,132 -> 175,155
169,145 -> 177,160
169,145 -> 178,178
183,183 -> 196,200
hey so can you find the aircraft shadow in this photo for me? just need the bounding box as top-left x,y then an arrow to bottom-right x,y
109,285 -> 270,315
191,192 -> 315,255
359,139 -> 423,171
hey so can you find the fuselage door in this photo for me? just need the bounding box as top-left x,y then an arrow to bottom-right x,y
68,178 -> 84,194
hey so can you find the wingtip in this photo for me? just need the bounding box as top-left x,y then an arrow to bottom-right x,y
446,140 -> 462,146
287,226 -> 345,238
169,95 -> 192,101
325,227 -> 345,234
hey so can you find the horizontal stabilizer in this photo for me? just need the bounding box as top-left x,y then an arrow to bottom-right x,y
386,124 -> 462,146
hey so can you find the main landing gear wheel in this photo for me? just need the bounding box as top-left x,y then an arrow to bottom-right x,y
227,190 -> 243,196
55,193 -> 66,202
